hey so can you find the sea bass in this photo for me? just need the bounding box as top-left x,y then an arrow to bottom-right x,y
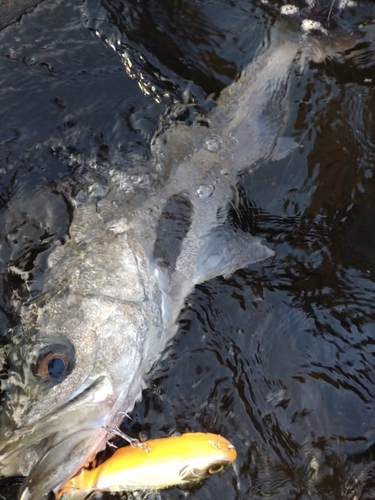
0,8 -> 351,500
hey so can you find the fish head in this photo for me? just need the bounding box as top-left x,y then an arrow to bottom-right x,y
0,226 -> 163,499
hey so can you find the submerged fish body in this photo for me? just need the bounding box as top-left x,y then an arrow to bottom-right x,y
0,13 -> 348,500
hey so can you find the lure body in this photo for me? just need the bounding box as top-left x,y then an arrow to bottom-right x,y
57,432 -> 236,498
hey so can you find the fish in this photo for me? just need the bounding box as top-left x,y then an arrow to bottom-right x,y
0,6 -> 356,500
56,432 -> 237,498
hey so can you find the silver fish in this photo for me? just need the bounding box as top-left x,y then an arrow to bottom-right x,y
0,11 -> 351,500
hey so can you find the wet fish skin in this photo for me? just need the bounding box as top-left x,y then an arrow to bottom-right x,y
1,207 -> 164,497
0,16 -> 346,500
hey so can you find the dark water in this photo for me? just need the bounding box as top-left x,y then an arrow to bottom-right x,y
1,0 -> 375,499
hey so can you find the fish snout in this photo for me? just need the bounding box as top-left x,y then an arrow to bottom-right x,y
18,428 -> 108,500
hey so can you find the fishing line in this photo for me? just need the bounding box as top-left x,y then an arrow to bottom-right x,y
327,0 -> 336,22
280,106 -> 325,184
271,81 -> 328,208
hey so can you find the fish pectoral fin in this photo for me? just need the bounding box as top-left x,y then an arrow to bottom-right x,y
195,227 -> 274,283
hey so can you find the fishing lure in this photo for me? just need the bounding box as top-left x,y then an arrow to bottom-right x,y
57,432 -> 236,498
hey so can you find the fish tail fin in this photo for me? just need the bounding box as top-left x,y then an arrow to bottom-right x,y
301,21 -> 363,63
278,4 -> 365,64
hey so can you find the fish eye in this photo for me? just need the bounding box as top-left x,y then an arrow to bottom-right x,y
208,463 -> 225,475
32,343 -> 75,384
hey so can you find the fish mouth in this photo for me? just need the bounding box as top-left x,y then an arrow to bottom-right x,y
19,427 -> 109,500
1,376 -> 116,500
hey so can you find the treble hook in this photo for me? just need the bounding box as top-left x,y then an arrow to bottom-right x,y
103,416 -> 150,452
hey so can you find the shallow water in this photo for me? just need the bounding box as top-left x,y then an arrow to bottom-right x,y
1,0 -> 375,498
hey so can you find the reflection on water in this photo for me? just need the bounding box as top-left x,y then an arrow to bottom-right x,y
1,0 -> 375,498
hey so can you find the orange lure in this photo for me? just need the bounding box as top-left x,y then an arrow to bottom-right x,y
57,432 -> 236,499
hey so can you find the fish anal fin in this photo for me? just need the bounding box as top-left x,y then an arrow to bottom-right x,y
195,227 -> 274,284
